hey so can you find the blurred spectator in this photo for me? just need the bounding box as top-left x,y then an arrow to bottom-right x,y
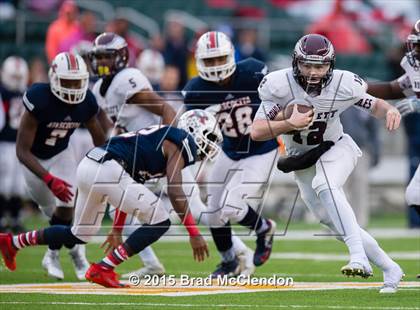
341,108 -> 381,228
306,0 -> 372,55
160,65 -> 184,116
45,0 -> 79,63
0,56 -> 29,232
136,49 -> 165,90
58,10 -> 97,54
26,0 -> 62,15
234,28 -> 267,62
106,18 -> 143,67
28,57 -> 48,84
0,0 -> 15,20
232,6 -> 267,62
163,20 -> 188,90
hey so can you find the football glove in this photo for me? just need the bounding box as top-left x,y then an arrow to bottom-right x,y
394,98 -> 420,116
43,173 -> 73,203
277,141 -> 334,173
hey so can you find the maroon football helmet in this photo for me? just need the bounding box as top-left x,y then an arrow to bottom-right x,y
407,19 -> 420,68
292,34 -> 335,92
89,32 -> 129,77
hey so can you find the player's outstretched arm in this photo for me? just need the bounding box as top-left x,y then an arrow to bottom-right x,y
371,98 -> 401,131
84,114 -> 107,146
16,110 -> 49,179
127,90 -> 177,126
164,140 -> 209,262
367,80 -> 404,100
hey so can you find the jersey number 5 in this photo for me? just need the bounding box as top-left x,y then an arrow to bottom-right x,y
292,121 -> 327,145
45,129 -> 69,146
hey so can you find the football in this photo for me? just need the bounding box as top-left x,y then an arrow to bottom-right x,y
282,103 -> 313,120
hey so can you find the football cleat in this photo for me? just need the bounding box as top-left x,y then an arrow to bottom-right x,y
0,233 -> 17,271
341,261 -> 373,279
42,249 -> 64,280
121,262 -> 165,279
68,244 -> 90,281
85,263 -> 129,288
211,258 -> 240,279
380,263 -> 404,294
254,219 -> 276,266
237,248 -> 256,277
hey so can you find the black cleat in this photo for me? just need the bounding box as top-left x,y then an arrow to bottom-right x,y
254,219 -> 276,266
211,258 -> 240,278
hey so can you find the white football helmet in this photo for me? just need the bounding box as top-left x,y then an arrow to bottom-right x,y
1,56 -> 29,93
178,109 -> 223,161
48,52 -> 89,104
136,49 -> 165,85
195,31 -> 236,82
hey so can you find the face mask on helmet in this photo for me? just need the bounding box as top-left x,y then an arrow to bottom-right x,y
178,109 -> 223,161
406,19 -> 420,68
90,32 -> 129,78
49,52 -> 89,104
1,56 -> 29,93
195,31 -> 236,82
292,34 -> 335,94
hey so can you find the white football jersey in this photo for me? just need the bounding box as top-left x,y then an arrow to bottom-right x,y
255,68 -> 376,155
92,67 -> 160,131
397,55 -> 420,97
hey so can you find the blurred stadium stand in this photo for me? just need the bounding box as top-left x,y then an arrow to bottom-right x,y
0,0 -> 402,81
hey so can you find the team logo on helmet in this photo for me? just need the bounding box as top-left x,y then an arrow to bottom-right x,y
178,109 -> 223,161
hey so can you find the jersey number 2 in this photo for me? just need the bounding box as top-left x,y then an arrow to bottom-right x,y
45,129 -> 68,146
292,121 -> 327,145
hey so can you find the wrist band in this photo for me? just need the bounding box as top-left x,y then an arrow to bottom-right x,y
183,213 -> 200,237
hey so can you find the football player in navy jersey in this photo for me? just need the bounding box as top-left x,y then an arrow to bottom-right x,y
0,110 -> 221,288
183,31 -> 279,277
14,52 -> 107,280
0,56 -> 29,233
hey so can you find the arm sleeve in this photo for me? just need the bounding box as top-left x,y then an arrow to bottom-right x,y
254,75 -> 286,120
350,74 -> 376,113
22,87 -> 44,120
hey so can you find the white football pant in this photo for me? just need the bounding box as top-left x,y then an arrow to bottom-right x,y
406,165 -> 420,206
204,149 -> 278,228
71,157 -> 169,243
21,144 -> 77,217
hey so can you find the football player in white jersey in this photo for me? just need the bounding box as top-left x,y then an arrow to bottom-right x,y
88,32 -> 177,279
367,19 -> 420,224
252,34 -> 404,293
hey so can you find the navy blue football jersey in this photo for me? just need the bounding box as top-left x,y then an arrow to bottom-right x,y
0,85 -> 24,142
101,126 -> 197,183
22,83 -> 99,159
183,58 -> 278,160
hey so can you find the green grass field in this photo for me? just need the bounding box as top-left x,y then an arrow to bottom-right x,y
0,215 -> 419,309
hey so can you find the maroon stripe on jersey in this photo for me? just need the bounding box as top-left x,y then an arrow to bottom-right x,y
209,31 -> 216,48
